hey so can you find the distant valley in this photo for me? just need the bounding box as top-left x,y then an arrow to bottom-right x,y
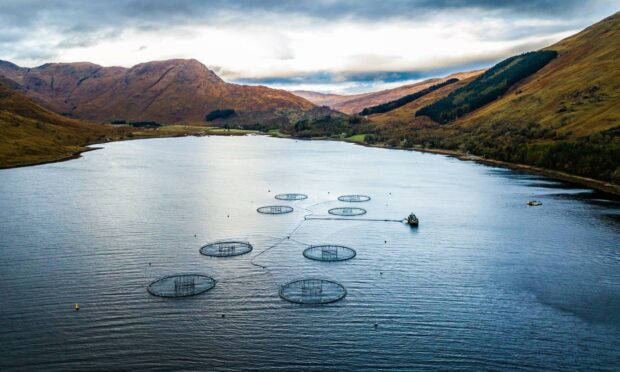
0,12 -> 618,190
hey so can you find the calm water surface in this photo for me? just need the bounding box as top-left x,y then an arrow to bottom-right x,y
0,135 -> 619,370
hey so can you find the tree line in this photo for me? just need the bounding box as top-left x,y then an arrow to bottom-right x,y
416,50 -> 558,123
359,78 -> 458,116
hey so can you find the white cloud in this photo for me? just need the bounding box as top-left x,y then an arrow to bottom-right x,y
1,0 -> 615,93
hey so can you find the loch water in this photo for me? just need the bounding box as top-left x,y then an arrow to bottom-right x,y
1,135 -> 619,370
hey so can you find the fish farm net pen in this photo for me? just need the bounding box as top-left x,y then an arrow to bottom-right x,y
200,240 -> 253,257
275,193 -> 308,200
257,205 -> 294,214
328,207 -> 367,216
338,194 -> 371,202
303,245 -> 357,261
147,274 -> 216,298
279,278 -> 347,304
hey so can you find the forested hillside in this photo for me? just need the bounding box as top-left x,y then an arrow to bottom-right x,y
416,51 -> 557,123
356,12 -> 620,185
359,78 -> 458,115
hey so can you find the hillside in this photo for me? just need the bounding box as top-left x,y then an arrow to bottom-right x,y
363,12 -> 620,184
0,79 -> 131,167
417,51 -> 558,123
0,59 -> 315,125
292,70 -> 483,114
455,13 -> 620,137
362,74 -> 481,128
360,78 -> 459,115
291,91 -> 347,108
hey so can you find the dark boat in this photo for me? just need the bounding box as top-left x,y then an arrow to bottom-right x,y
406,213 -> 419,226
527,200 -> 542,206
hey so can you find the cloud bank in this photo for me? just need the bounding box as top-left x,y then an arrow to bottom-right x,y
0,0 -> 617,93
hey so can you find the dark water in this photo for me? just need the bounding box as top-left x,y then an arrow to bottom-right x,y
1,136 -> 619,371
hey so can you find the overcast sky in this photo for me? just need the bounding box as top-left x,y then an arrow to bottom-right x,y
0,0 -> 617,93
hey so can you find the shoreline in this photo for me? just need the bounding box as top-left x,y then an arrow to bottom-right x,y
2,132 -> 618,197
0,146 -> 102,170
0,128 -> 252,170
347,142 -> 620,196
263,134 -> 620,196
409,147 -> 620,196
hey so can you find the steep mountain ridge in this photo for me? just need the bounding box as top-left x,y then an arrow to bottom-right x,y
455,11 -> 620,137
0,59 -> 314,124
360,12 -> 620,184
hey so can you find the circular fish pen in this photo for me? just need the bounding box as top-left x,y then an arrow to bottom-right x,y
279,278 -> 347,304
147,274 -> 216,298
338,194 -> 371,202
275,193 -> 308,201
257,205 -> 294,214
303,245 -> 356,261
200,240 -> 253,257
328,207 -> 367,216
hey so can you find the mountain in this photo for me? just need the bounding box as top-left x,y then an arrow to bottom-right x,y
0,59 -> 314,125
0,77 -> 130,167
361,11 -> 620,185
290,91 -> 346,108
364,73 -> 482,126
292,70 -> 484,114
455,13 -> 620,136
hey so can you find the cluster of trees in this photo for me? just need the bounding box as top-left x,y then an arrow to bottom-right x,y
128,121 -> 161,128
238,123 -> 272,132
205,109 -> 236,121
289,115 -> 355,138
368,118 -> 620,183
359,78 -> 458,116
416,50 -> 558,123
110,120 -> 161,128
526,131 -> 620,183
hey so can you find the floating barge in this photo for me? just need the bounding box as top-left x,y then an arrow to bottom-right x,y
406,213 -> 419,227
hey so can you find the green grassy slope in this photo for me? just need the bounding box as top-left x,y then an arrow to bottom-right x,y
363,12 -> 620,184
416,51 -> 557,123
360,78 -> 459,115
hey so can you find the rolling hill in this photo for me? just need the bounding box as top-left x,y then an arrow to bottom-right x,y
361,74 -> 482,128
455,13 -> 620,137
361,11 -> 620,184
0,78 -> 131,167
0,59 -> 315,125
292,70 -> 484,114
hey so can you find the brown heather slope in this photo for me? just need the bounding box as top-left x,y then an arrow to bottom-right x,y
0,59 -> 314,124
456,12 -> 620,137
0,79 -> 131,167
290,91 -> 347,108
292,70 -> 484,114
360,12 -> 620,185
368,75 -> 481,126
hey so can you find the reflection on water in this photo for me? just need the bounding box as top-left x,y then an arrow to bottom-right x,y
0,135 -> 619,370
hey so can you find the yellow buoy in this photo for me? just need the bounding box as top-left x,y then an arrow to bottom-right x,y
74,303 -> 80,311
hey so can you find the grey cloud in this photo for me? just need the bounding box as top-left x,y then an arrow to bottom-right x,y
0,1 -> 614,51
0,0 -> 614,32
0,0 -> 616,84
11,48 -> 59,62
229,35 -> 558,88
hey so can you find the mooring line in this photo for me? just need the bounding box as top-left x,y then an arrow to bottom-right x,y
250,218 -> 306,269
304,217 -> 404,223
248,199 -> 402,276
248,200 -> 329,269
